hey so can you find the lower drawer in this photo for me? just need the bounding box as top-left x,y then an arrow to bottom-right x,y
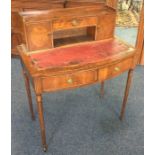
42,70 -> 97,92
98,57 -> 133,81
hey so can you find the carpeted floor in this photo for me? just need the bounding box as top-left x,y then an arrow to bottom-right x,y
11,28 -> 144,155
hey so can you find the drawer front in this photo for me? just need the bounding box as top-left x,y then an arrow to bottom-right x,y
98,58 -> 133,81
111,58 -> 133,77
42,70 -> 97,92
52,16 -> 97,31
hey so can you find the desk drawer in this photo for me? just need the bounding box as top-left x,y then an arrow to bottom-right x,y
42,70 -> 97,92
52,16 -> 97,31
98,58 -> 133,81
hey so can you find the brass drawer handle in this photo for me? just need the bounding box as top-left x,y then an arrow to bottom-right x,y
114,67 -> 120,72
67,78 -> 73,84
71,19 -> 78,26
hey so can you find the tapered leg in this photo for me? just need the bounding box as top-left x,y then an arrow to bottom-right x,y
36,94 -> 48,152
100,81 -> 104,97
22,70 -> 35,120
120,69 -> 134,120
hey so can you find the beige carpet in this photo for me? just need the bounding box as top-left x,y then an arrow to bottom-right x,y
116,10 -> 139,27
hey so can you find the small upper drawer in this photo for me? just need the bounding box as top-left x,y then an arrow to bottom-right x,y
42,70 -> 97,92
52,16 -> 97,31
98,57 -> 133,81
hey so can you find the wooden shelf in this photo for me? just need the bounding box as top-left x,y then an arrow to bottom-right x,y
54,35 -> 95,47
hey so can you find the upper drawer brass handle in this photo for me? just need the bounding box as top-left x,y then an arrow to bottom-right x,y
114,67 -> 120,72
67,78 -> 73,84
71,19 -> 78,26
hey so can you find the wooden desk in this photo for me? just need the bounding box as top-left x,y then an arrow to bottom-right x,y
17,5 -> 137,152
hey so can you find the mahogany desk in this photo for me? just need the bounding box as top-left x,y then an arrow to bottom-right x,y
16,5 -> 137,152
18,38 -> 136,151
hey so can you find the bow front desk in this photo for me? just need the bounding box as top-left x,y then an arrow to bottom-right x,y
17,5 -> 137,152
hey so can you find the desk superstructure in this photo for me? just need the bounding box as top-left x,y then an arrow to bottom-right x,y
11,0 -> 106,56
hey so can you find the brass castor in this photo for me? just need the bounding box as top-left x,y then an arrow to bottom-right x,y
43,145 -> 48,152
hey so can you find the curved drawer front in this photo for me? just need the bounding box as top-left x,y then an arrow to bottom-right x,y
98,57 -> 133,81
52,16 -> 97,31
42,70 -> 97,92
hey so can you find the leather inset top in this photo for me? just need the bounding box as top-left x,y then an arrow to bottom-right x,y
30,39 -> 133,69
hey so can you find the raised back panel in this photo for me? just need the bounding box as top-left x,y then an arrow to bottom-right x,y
65,0 -> 106,8
96,12 -> 116,40
18,5 -> 116,52
24,22 -> 52,51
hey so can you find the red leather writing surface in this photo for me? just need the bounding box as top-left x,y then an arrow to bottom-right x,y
30,39 -> 129,69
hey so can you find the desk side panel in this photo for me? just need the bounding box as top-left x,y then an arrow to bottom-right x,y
96,12 -> 116,40
24,22 -> 53,51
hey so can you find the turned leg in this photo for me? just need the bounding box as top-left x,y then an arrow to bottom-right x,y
120,69 -> 134,121
36,94 -> 48,152
100,81 -> 104,97
22,70 -> 35,120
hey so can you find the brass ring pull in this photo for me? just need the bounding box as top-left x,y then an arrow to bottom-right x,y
114,67 -> 120,72
67,78 -> 73,84
71,19 -> 78,26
